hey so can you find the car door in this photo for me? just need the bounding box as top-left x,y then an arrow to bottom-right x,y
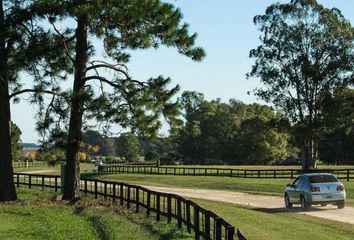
293,176 -> 306,202
287,177 -> 300,202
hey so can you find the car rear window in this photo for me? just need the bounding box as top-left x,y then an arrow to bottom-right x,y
309,175 -> 339,183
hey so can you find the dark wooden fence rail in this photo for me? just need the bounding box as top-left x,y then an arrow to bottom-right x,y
104,161 -> 158,168
13,173 -> 246,240
98,166 -> 354,181
13,161 -> 46,168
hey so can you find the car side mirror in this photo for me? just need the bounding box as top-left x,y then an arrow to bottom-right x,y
286,183 -> 291,187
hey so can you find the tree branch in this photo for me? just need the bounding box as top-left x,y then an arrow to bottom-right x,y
9,89 -> 63,99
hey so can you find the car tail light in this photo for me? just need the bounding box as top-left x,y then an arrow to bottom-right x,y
310,186 -> 320,192
337,184 -> 345,191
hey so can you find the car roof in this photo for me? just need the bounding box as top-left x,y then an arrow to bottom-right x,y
300,173 -> 334,177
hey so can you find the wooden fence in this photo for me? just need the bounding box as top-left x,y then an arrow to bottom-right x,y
13,161 -> 46,168
103,160 -> 158,167
98,165 -> 354,181
12,173 -> 246,240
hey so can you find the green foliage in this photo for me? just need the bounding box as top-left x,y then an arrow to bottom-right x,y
31,0 -> 205,140
35,149 -> 65,166
115,133 -> 143,161
319,88 -> 354,165
10,122 -> 23,160
177,91 -> 293,165
248,0 -> 354,168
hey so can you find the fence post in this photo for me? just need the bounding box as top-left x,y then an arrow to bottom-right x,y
112,183 -> 116,202
227,226 -> 235,240
147,191 -> 151,217
16,174 -> 19,188
84,179 -> 87,195
194,205 -> 200,240
167,195 -> 172,223
94,180 -> 98,199
104,181 -> 107,199
347,170 -> 350,182
136,187 -> 140,213
29,175 -> 31,189
42,176 -> 45,189
273,170 -> 276,179
120,183 -> 124,206
55,177 -> 58,192
186,201 -> 192,233
291,170 -> 294,179
177,197 -> 182,228
127,186 -> 131,209
156,193 -> 161,221
215,218 -> 222,240
204,211 -> 211,240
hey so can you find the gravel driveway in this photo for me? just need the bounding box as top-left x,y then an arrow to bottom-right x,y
142,185 -> 354,225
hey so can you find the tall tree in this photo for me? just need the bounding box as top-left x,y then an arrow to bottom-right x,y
34,0 -> 205,200
248,0 -> 354,169
0,0 -> 15,201
0,0 -> 64,201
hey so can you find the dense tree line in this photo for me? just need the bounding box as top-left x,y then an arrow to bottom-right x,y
176,91 -> 295,165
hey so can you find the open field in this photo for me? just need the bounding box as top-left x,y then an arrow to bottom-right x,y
84,173 -> 354,206
0,187 -> 192,240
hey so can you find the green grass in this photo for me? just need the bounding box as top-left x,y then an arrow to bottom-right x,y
84,173 -> 354,206
193,199 -> 354,240
0,188 -> 192,240
14,163 -> 97,175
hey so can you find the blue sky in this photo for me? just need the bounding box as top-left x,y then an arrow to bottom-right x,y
11,0 -> 354,143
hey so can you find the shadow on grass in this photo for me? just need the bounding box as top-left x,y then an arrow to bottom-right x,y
252,205 -> 338,214
88,215 -> 109,240
81,172 -> 108,179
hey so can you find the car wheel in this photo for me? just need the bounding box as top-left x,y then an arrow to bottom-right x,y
300,196 -> 310,209
284,194 -> 292,208
337,201 -> 345,209
320,203 -> 327,207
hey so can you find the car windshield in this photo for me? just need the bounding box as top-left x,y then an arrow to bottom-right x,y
309,175 -> 338,183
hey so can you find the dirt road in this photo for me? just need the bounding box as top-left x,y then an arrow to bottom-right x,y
142,185 -> 354,225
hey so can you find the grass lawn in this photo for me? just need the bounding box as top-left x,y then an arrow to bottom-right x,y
0,188 -> 192,240
193,199 -> 354,240
14,163 -> 97,175
84,173 -> 354,206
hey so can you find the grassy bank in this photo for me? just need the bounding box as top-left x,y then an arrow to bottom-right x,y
0,188 -> 192,240
194,199 -> 354,240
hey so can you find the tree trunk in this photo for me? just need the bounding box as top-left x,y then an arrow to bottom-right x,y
301,138 -> 316,170
62,14 -> 88,200
0,0 -> 17,201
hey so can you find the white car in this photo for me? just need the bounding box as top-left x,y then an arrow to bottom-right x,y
284,173 -> 346,209
94,160 -> 103,166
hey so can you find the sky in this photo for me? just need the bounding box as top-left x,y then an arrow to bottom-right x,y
11,0 -> 354,143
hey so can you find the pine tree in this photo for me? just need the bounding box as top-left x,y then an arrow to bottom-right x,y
32,0 -> 205,200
